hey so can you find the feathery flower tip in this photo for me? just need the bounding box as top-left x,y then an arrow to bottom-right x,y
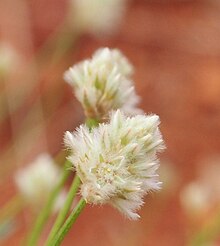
92,47 -> 134,77
64,110 -> 164,219
64,47 -> 141,119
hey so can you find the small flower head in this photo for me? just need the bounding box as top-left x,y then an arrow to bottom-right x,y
14,153 -> 61,204
180,182 -> 210,215
68,0 -> 127,36
64,110 -> 164,219
64,48 -> 141,120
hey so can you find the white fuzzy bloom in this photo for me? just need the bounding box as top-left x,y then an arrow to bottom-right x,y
14,153 -> 61,204
68,0 -> 127,36
180,182 -> 210,215
64,110 -> 164,219
64,47 -> 141,119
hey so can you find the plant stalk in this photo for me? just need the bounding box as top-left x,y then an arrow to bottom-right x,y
45,175 -> 81,245
48,198 -> 86,246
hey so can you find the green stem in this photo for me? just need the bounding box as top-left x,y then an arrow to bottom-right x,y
26,161 -> 71,246
45,175 -> 81,245
48,198 -> 86,246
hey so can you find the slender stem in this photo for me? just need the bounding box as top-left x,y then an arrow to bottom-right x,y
48,198 -> 86,246
45,175 -> 81,245
26,161 -> 71,246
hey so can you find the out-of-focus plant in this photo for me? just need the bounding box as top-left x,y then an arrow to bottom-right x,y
14,154 -> 62,208
0,153 -> 66,242
67,0 -> 127,37
180,156 -> 220,245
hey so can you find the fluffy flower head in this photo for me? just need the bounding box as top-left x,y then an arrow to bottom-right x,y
64,47 -> 141,120
64,110 -> 164,219
14,153 -> 61,204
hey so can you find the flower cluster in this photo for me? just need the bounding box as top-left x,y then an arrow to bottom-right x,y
14,153 -> 61,204
64,110 -> 164,219
64,47 -> 141,120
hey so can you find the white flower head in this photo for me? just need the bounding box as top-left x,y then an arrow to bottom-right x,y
64,47 -> 141,120
68,0 -> 127,36
14,153 -> 61,204
64,110 -> 164,219
180,182 -> 210,215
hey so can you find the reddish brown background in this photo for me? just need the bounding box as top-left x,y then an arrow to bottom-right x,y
1,0 -> 220,245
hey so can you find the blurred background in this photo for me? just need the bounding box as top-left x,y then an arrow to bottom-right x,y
1,0 -> 220,245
